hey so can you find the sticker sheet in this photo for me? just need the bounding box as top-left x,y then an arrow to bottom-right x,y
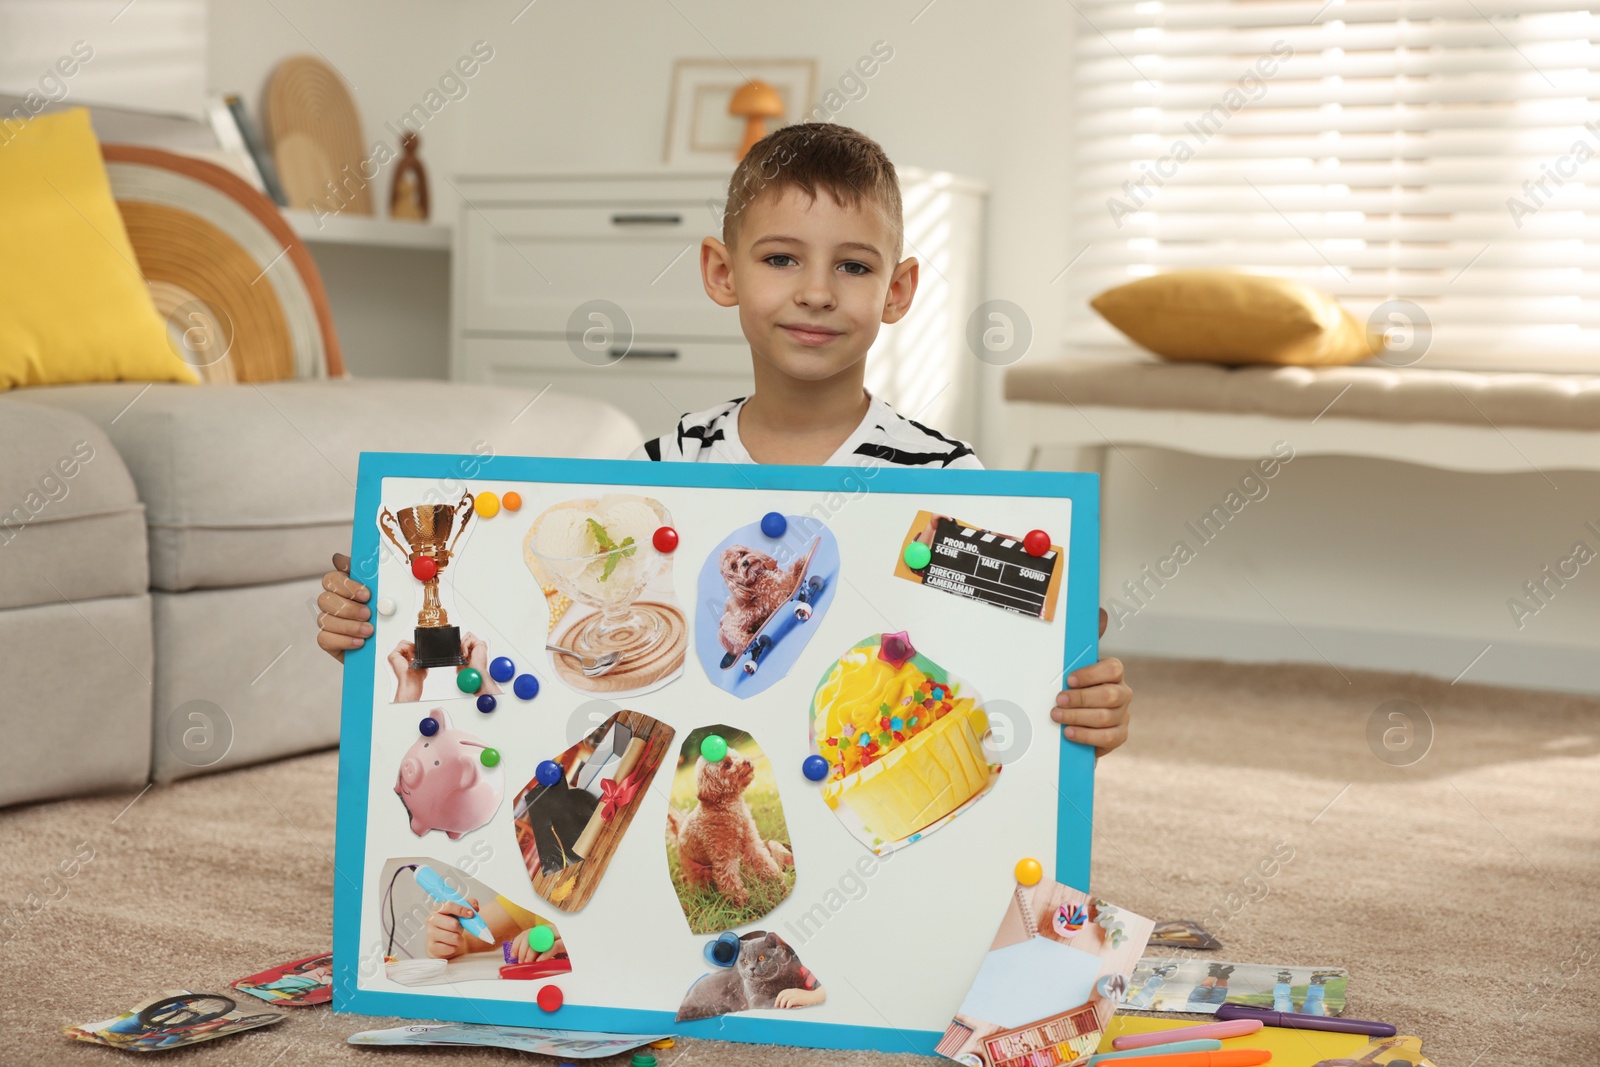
1123,959 -> 1349,1016
334,457 -> 1099,1056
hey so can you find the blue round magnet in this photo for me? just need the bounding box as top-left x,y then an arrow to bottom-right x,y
802,755 -> 828,782
514,674 -> 541,700
704,931 -> 741,967
760,511 -> 787,538
536,759 -> 562,787
476,693 -> 497,713
419,717 -> 440,737
489,656 -> 516,684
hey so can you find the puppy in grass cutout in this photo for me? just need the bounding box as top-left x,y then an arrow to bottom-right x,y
676,931 -> 825,1022
665,728 -> 794,933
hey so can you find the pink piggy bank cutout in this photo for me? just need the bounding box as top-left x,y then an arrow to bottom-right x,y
396,707 -> 504,839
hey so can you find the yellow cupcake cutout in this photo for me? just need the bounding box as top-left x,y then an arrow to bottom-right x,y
808,632 -> 1000,854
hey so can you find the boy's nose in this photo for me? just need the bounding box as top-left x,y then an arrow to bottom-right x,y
796,270 -> 836,309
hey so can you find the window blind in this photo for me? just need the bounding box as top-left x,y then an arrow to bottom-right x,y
1066,0 -> 1598,371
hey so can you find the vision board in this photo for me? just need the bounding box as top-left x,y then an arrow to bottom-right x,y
332,454 -> 1100,1056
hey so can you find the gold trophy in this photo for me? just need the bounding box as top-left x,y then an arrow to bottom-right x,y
379,490 -> 475,670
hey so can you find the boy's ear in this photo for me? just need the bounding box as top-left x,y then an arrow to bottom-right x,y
701,236 -> 739,308
882,256 -> 919,325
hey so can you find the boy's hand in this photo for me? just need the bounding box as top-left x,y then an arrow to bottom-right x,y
461,632 -> 501,694
389,640 -> 427,703
425,897 -> 488,960
1051,608 -> 1131,758
317,552 -> 372,663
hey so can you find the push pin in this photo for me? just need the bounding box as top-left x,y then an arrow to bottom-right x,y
479,747 -> 500,768
652,526 -> 679,553
377,596 -> 396,617
476,694 -> 496,713
536,984 -> 563,1012
501,491 -> 522,512
419,717 -> 440,737
802,755 -> 829,782
1014,857 -> 1043,886
1023,530 -> 1051,557
903,541 -> 931,570
411,557 -> 437,581
490,656 -> 516,684
704,931 -> 741,967
456,668 -> 482,694
514,674 -> 540,700
529,925 -> 556,953
535,760 -> 563,787
474,492 -> 500,519
700,734 -> 728,762
760,512 -> 787,538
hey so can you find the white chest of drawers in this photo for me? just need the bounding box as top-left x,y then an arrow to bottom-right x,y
451,170 -> 987,447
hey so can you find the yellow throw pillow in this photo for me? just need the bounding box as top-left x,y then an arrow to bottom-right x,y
1090,270 -> 1382,366
0,108 -> 197,390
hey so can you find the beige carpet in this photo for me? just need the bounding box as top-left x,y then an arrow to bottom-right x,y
4,656 -> 1598,1067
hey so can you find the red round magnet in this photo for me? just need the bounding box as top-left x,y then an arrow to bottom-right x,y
537,984 -> 563,1011
652,526 -> 679,553
411,556 -> 438,581
1022,530 -> 1050,557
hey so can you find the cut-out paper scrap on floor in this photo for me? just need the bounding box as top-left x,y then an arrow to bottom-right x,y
63,990 -> 284,1053
675,931 -> 826,1022
894,510 -> 1066,622
396,708 -> 504,839
937,878 -> 1154,1067
231,953 -> 333,1007
524,495 -> 686,698
1123,959 -> 1348,1016
348,1022 -> 673,1058
511,709 -> 674,911
379,491 -> 501,704
665,725 -> 795,934
376,857 -> 570,986
1148,919 -> 1221,951
809,633 -> 999,854
694,515 -> 840,697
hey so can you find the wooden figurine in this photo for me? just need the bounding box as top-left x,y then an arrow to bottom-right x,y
389,131 -> 430,221
729,80 -> 785,161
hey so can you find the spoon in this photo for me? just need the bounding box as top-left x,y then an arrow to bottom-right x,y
546,643 -> 621,678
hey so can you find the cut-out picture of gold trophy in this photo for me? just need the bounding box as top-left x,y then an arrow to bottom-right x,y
379,491 -> 475,670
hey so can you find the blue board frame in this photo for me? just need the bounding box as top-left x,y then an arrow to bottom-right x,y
332,453 -> 1100,1055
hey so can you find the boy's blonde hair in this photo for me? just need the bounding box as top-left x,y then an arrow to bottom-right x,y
722,122 -> 903,261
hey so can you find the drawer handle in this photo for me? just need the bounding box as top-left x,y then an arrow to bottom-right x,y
610,213 -> 682,226
614,347 -> 679,360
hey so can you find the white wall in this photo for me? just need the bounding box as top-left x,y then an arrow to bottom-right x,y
205,1 -> 1598,693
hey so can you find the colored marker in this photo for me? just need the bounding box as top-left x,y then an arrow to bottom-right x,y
1112,1020 -> 1264,1050
1216,1004 -> 1397,1037
1103,1051 -> 1269,1067
413,864 -> 494,944
1087,1039 -> 1223,1064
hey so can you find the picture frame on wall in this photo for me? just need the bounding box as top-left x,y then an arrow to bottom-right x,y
662,58 -> 818,166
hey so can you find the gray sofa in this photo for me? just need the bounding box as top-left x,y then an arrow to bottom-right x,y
0,379 -> 642,808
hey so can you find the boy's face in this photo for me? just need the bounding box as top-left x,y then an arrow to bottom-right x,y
701,185 -> 917,387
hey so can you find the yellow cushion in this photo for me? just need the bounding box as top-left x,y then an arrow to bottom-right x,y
0,108 -> 197,390
1090,270 -> 1382,367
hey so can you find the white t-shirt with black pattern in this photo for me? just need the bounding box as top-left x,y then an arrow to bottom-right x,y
628,394 -> 983,469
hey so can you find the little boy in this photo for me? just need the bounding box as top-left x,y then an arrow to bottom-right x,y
316,122 -> 1130,756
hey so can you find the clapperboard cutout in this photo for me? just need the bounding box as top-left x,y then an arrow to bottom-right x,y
893,510 -> 1066,622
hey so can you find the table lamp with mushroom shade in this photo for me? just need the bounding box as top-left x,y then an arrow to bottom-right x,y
730,79 -> 786,160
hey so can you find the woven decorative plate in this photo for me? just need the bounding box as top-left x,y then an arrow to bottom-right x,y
264,55 -> 373,216
102,144 -> 344,383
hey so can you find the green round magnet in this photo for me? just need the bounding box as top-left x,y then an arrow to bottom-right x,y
456,667 -> 482,694
529,924 -> 556,953
903,541 -> 932,570
700,734 -> 728,762
480,747 -> 500,767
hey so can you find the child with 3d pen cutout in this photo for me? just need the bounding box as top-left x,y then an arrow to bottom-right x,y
315,122 -> 1131,758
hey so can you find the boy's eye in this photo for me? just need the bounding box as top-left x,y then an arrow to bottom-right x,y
763,254 -> 796,268
839,261 -> 871,276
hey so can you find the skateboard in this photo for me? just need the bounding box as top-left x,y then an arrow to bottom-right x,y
720,536 -> 826,676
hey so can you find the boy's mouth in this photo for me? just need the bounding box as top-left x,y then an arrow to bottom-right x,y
780,323 -> 842,347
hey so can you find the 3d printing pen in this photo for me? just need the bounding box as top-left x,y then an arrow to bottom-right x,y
1216,1004 -> 1398,1037
413,864 -> 494,944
